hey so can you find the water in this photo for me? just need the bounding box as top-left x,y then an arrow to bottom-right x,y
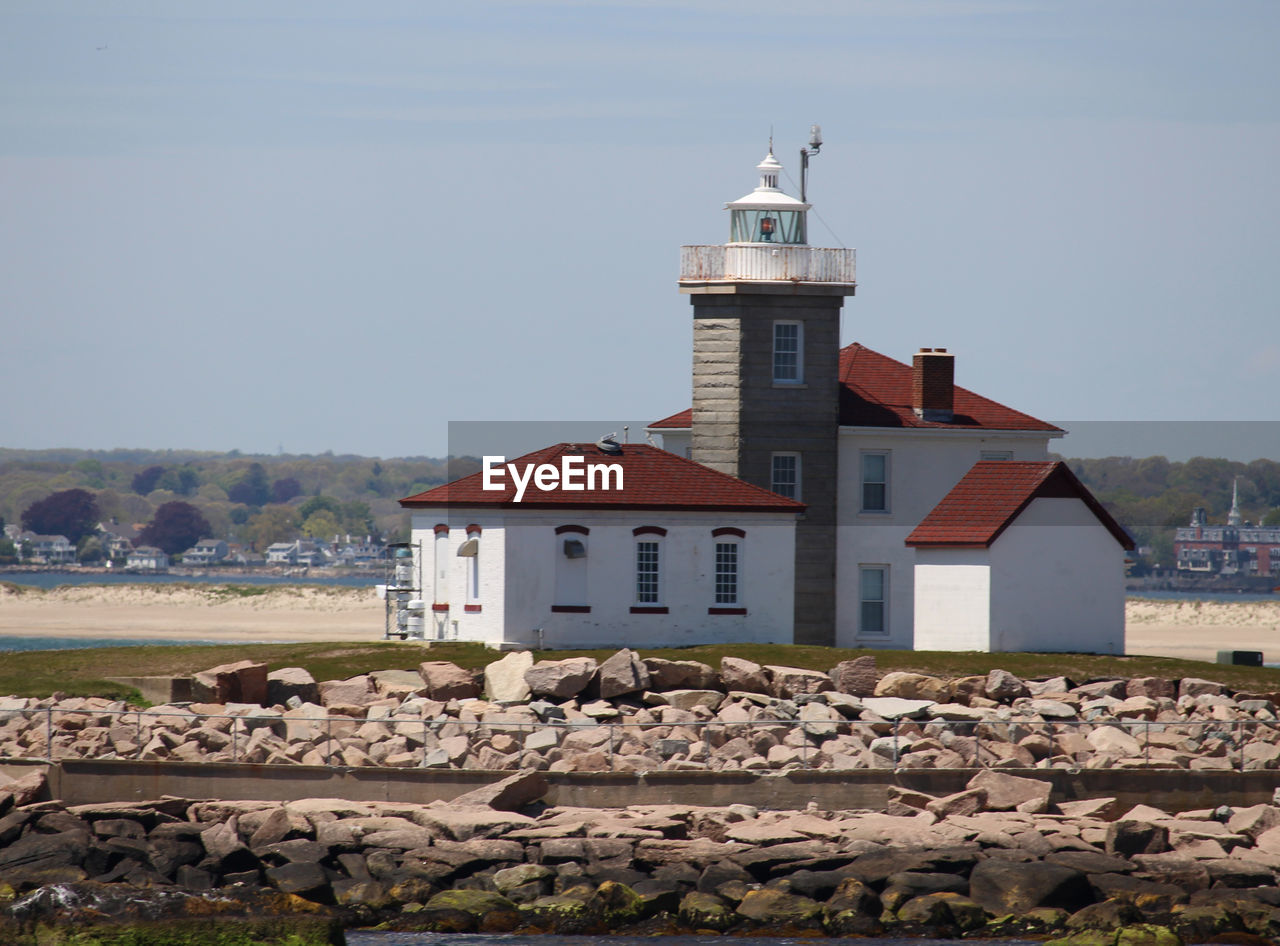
0,636 -> 231,653
344,936 -> 1037,946
0,570 -> 375,590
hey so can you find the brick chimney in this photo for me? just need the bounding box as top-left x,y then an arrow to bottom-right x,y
912,348 -> 954,422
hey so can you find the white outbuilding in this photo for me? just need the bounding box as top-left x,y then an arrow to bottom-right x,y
906,461 -> 1134,654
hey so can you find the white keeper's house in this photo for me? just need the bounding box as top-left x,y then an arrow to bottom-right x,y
401,143 -> 1132,653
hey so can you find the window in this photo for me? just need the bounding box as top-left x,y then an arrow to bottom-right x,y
981,450 -> 1013,461
714,542 -> 739,604
861,451 -> 888,512
771,453 -> 800,500
859,566 -> 888,635
636,541 -> 660,603
456,527 -> 481,608
773,322 -> 802,383
553,525 -> 589,612
432,526 -> 449,605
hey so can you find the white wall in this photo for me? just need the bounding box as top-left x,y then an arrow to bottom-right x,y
409,514 -> 507,646
913,550 -> 993,652
834,428 -> 1053,649
988,497 -> 1126,654
651,429 -> 691,459
413,507 -> 796,650
912,500 -> 1126,655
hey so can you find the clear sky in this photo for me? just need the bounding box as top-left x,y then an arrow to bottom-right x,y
2,2 -> 1278,460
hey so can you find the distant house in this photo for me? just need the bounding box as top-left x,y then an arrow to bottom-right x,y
23,534 -> 76,565
264,542 -> 298,565
183,539 -> 229,566
264,540 -> 330,567
336,540 -> 384,566
97,519 -> 139,560
294,540 -> 330,567
126,546 -> 169,571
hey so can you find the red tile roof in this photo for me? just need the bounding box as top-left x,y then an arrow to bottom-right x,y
648,343 -> 1062,433
905,461 -> 1134,550
400,443 -> 806,513
649,408 -> 692,429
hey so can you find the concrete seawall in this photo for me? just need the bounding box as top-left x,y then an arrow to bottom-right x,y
10,759 -> 1280,812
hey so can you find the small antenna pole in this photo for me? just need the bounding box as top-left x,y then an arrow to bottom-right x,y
800,123 -> 823,203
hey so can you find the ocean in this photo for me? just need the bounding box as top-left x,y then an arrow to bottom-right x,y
0,636 -> 233,653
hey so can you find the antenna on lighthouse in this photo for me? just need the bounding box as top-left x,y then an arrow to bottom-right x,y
800,123 -> 823,203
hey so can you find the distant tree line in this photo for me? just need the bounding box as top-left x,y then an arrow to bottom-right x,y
1062,455 -> 1280,571
0,449 -> 476,564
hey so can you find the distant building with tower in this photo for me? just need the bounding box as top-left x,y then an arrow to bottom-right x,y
1175,481 -> 1280,578
400,137 -> 1132,652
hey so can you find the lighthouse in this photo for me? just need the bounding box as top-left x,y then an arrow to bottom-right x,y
679,135 -> 856,646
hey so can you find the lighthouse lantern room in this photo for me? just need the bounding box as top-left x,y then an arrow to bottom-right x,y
727,150 -> 809,245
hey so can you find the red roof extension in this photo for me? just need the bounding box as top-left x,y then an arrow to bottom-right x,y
648,343 -> 1062,433
400,443 -> 806,513
905,461 -> 1133,550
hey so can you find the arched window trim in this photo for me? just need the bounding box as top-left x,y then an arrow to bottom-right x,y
712,527 -> 746,538
555,524 -> 590,535
632,525 -> 668,537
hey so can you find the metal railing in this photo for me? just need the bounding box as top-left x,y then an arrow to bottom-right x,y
1,706 -> 1277,774
679,245 -> 856,284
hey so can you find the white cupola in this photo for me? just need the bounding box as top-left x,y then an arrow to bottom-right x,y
725,150 -> 810,245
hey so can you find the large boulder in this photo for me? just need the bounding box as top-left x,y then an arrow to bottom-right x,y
418,661 -> 480,701
192,660 -> 268,705
1105,821 -> 1170,857
643,658 -> 719,692
525,658 -> 598,700
720,657 -> 770,694
766,666 -> 833,699
448,769 -> 548,811
985,669 -> 1029,703
317,675 -> 379,708
967,770 -> 1052,812
735,887 -> 823,928
596,649 -> 651,699
265,667 -> 319,707
830,656 -> 878,697
485,651 -> 534,703
968,859 -> 1092,915
875,671 -> 951,702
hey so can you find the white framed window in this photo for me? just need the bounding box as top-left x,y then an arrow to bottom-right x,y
859,566 -> 888,636
771,452 -> 801,500
554,526 -> 589,609
636,541 -> 661,604
432,527 -> 449,603
457,528 -> 481,605
860,451 -> 888,512
714,542 -> 739,604
981,450 -> 1013,461
773,321 -> 803,383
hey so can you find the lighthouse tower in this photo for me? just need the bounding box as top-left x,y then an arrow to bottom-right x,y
679,141 -> 856,646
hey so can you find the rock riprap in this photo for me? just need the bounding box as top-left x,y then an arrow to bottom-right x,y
2,656 -> 1278,774
3,766 -> 1280,941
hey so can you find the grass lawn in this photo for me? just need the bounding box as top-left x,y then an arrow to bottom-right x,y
2,641 -> 1279,702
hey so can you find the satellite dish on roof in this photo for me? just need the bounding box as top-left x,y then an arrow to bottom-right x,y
596,432 -> 622,454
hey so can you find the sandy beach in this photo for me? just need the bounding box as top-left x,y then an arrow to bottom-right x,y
1,584 -> 1279,663
0,583 -> 384,643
